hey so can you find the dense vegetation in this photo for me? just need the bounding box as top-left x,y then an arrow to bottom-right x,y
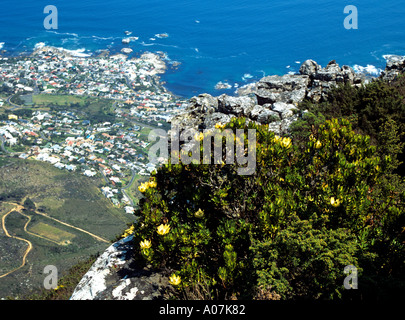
127,75 -> 405,301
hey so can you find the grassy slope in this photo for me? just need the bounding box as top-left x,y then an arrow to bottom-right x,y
0,157 -> 134,299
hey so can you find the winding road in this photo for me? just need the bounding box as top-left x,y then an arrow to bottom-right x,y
0,201 -> 109,279
121,169 -> 136,206
0,204 -> 32,279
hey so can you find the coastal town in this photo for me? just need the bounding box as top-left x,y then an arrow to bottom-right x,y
0,46 -> 188,213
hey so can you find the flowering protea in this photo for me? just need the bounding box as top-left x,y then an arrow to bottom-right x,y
148,180 -> 157,188
169,274 -> 181,286
281,137 -> 292,148
330,197 -> 341,207
157,224 -> 170,235
140,239 -> 152,249
194,208 -> 204,218
194,131 -> 204,142
138,182 -> 149,193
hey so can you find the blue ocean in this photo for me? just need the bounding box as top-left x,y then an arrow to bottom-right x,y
0,0 -> 404,98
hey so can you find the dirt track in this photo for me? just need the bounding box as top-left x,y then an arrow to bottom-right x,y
0,202 -> 109,279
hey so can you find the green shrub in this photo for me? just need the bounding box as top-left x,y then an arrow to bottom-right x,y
129,117 -> 404,300
292,76 -> 405,175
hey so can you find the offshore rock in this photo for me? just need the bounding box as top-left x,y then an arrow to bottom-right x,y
70,236 -> 172,300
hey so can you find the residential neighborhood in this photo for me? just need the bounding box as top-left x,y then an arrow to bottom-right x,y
0,46 -> 188,213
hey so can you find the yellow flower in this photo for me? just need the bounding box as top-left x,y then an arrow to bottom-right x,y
215,123 -> 225,129
138,182 -> 149,193
315,140 -> 322,149
122,225 -> 135,238
281,137 -> 292,148
169,274 -> 181,286
148,180 -> 157,188
139,181 -> 154,193
140,239 -> 152,249
194,208 -> 204,218
273,135 -> 281,143
157,224 -> 170,235
127,225 -> 135,233
330,197 -> 341,207
194,131 -> 204,142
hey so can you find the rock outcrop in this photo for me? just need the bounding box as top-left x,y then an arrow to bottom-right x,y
70,236 -> 172,300
170,59 -> 367,135
380,55 -> 405,81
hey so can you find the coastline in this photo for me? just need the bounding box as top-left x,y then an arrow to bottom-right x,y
1,38 -> 399,100
21,44 -> 183,102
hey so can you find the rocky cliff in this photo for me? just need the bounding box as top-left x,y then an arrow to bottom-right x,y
70,55 -> 405,300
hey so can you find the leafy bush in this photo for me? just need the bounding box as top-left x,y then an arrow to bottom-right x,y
292,76 -> 405,175
128,117 -> 404,300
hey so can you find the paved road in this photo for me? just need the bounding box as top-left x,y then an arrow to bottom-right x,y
6,94 -> 22,111
100,164 -> 136,207
112,100 -> 164,131
121,169 -> 136,206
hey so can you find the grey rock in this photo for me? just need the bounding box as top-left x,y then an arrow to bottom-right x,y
299,59 -> 320,76
272,102 -> 298,119
255,74 -> 309,105
70,236 -> 173,300
266,114 -> 300,136
204,112 -> 236,128
217,94 -> 256,116
325,60 -> 341,73
188,93 -> 219,114
170,93 -> 219,131
250,105 -> 280,124
380,55 -> 405,81
258,74 -> 310,92
236,82 -> 258,96
341,65 -> 356,82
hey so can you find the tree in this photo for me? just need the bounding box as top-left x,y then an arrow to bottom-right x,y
24,197 -> 36,211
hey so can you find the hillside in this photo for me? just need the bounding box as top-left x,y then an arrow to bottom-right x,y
0,157 -> 134,299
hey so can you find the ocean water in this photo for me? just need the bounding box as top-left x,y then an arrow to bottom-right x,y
0,0 -> 404,98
